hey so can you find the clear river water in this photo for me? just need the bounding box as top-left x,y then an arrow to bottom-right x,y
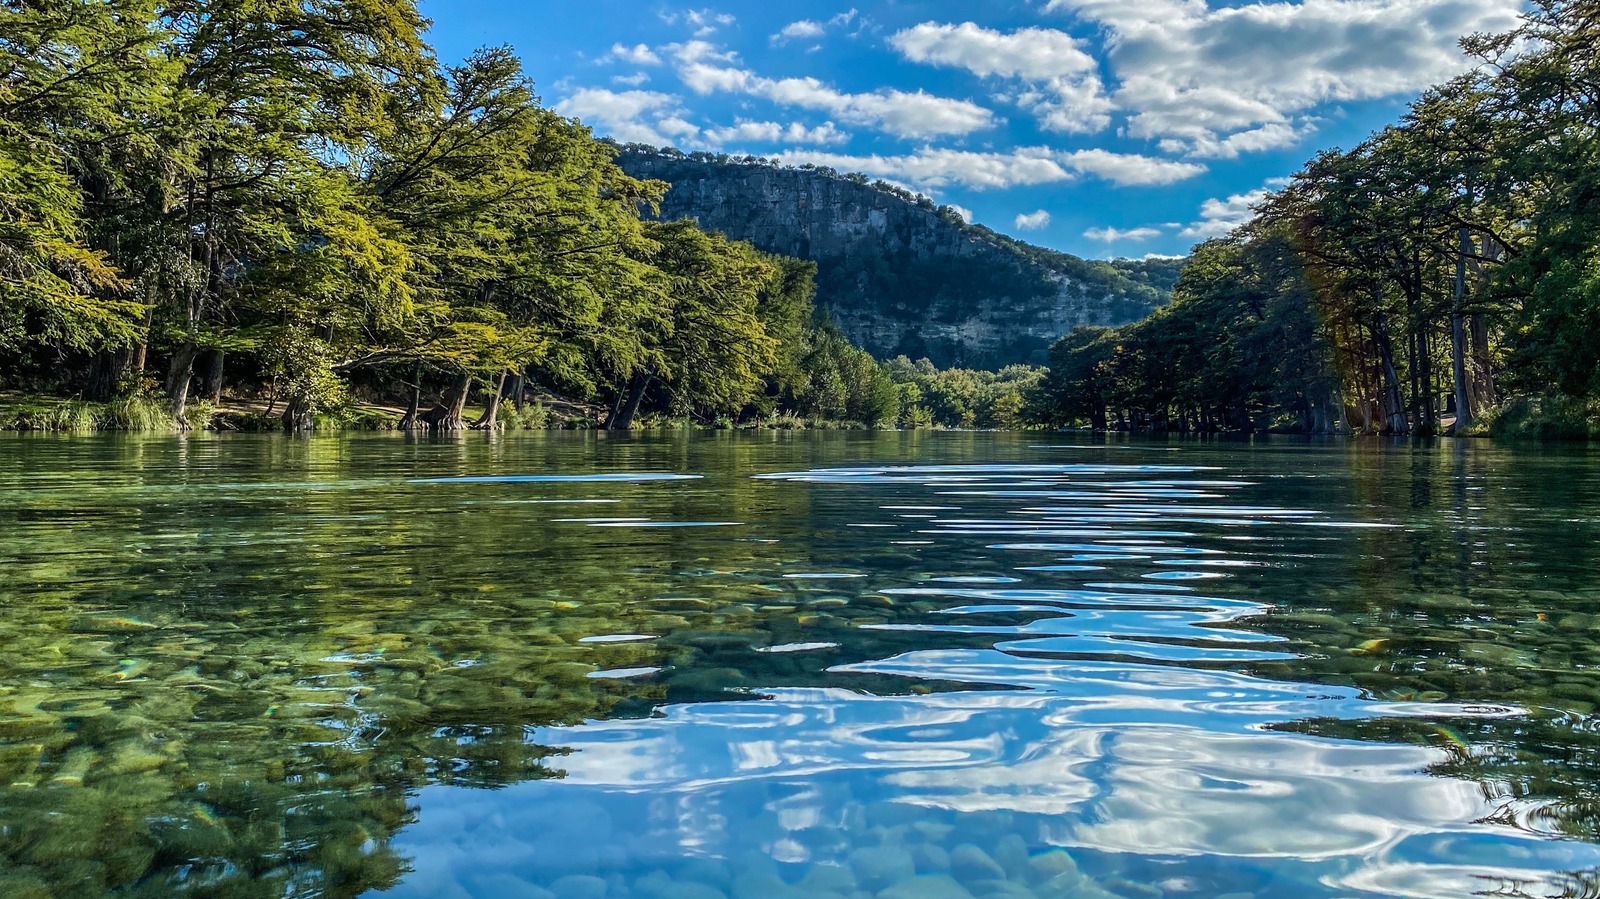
3,431 -> 1600,899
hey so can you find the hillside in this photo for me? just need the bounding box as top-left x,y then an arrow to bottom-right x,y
616,147 -> 1180,369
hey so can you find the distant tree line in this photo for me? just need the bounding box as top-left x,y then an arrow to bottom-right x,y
0,0 -> 917,432
1035,0 -> 1600,437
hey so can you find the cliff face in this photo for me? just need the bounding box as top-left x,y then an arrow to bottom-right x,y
618,150 -> 1178,369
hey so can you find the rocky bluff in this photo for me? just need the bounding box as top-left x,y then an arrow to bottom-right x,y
617,148 -> 1180,369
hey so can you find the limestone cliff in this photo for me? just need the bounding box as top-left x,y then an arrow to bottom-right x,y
617,148 -> 1180,369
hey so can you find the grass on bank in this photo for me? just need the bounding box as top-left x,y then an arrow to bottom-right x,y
3,396 -> 224,432
2,394 -> 905,433
0,394 -> 603,433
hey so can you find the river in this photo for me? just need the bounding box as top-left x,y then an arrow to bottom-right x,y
2,431 -> 1598,898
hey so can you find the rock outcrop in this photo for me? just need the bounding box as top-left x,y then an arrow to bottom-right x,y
617,148 -> 1180,368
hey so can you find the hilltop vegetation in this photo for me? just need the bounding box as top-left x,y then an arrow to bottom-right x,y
1034,0 -> 1600,439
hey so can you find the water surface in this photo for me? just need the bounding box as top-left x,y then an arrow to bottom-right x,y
3,432 -> 1599,898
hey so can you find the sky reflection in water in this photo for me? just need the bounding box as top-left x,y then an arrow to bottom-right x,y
3,433 -> 1600,899
382,448 -> 1600,899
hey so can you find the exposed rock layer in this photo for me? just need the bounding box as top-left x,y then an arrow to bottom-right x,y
618,150 -> 1179,368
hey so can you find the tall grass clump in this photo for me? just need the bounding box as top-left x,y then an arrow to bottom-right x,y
7,401 -> 103,431
104,395 -> 175,431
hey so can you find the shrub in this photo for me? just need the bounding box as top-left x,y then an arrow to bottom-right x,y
1485,396 -> 1600,441
502,403 -> 552,430
183,401 -> 217,431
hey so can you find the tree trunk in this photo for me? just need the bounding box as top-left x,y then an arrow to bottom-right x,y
202,350 -> 226,404
475,371 -> 508,430
1451,313 -> 1472,435
1374,312 -> 1408,435
166,343 -> 200,427
131,304 -> 153,376
603,384 -> 627,429
1470,314 -> 1495,410
507,374 -> 526,410
607,373 -> 651,430
1447,224 -> 1471,435
420,373 -> 472,431
86,348 -> 129,402
1427,324 -> 1440,435
283,397 -> 314,434
398,362 -> 423,430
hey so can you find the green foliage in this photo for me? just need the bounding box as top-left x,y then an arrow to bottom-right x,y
1032,0 -> 1600,438
0,0 -> 163,357
182,400 -> 217,431
788,319 -> 900,428
0,0 -> 1033,435
638,221 -> 780,416
500,402 -> 553,431
883,357 -> 1045,429
1483,397 -> 1600,441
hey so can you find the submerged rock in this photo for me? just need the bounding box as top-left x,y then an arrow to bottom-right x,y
992,834 -> 1029,881
911,843 -> 951,874
798,862 -> 857,893
878,873 -> 976,899
675,858 -> 732,888
549,873 -> 608,899
462,872 -> 556,899
949,843 -> 1006,883
848,845 -> 915,891
1027,849 -> 1081,884
634,869 -> 729,899
1035,870 -> 1121,899
971,882 -> 1035,899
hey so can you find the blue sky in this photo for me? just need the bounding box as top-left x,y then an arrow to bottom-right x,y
418,0 -> 1522,260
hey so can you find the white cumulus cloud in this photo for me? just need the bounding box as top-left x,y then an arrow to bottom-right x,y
1015,210 -> 1052,230
670,8 -> 736,37
773,146 -> 1203,191
891,22 -> 1112,134
773,20 -> 825,43
772,9 -> 860,44
1085,226 -> 1163,242
703,120 -> 848,146
1180,177 -> 1292,238
554,88 -> 692,146
891,22 -> 1097,80
1045,0 -> 1522,154
668,42 -> 997,140
1061,149 -> 1205,186
601,43 -> 661,66
776,147 -> 1068,190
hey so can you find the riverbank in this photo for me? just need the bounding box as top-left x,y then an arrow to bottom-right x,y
0,394 -> 907,434
7,391 -> 1598,439
1472,396 -> 1600,441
